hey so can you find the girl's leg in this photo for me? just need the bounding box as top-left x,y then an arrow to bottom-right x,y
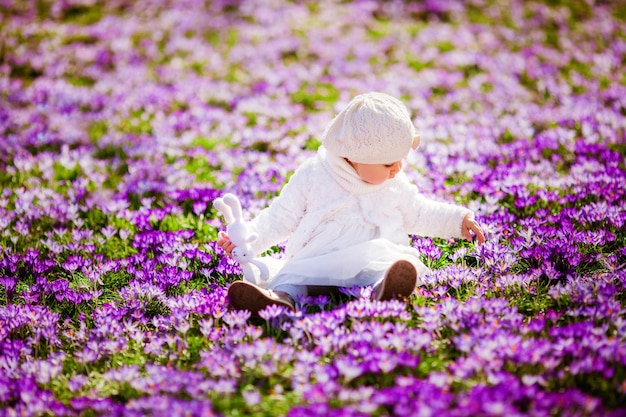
272,284 -> 308,300
228,281 -> 296,316
371,260 -> 417,301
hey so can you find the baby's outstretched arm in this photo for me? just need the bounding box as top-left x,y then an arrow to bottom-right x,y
217,231 -> 236,256
461,213 -> 486,245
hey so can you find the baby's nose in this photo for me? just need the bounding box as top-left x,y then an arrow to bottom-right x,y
390,161 -> 402,177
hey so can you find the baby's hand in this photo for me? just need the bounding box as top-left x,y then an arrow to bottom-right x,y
217,231 -> 237,256
462,213 -> 485,245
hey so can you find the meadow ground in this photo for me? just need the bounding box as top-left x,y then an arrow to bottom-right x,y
1,0 -> 625,415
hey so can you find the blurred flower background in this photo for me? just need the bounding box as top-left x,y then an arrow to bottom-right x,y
1,0 -> 625,415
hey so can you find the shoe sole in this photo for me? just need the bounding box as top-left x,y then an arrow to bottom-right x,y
228,281 -> 294,315
376,260 -> 417,302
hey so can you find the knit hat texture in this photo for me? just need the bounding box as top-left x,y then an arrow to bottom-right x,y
322,92 -> 416,164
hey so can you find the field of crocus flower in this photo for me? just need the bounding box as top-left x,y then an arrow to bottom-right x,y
1,0 -> 626,415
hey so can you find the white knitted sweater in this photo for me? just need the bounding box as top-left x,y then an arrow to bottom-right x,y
249,147 -> 472,259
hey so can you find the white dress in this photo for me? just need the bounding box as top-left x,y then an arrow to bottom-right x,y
265,198 -> 431,291
245,147 -> 471,294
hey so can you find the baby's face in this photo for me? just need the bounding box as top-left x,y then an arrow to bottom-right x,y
348,160 -> 403,184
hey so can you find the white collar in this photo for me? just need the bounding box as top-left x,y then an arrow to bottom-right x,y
318,147 -> 389,194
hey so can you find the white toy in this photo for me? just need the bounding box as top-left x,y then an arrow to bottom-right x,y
213,193 -> 270,285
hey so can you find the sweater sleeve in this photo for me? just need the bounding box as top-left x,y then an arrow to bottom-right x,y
399,179 -> 472,239
246,164 -> 310,255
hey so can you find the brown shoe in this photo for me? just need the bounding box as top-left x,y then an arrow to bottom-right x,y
228,281 -> 295,315
372,260 -> 417,302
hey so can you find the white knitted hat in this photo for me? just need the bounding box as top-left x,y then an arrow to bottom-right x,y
322,92 -> 418,164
